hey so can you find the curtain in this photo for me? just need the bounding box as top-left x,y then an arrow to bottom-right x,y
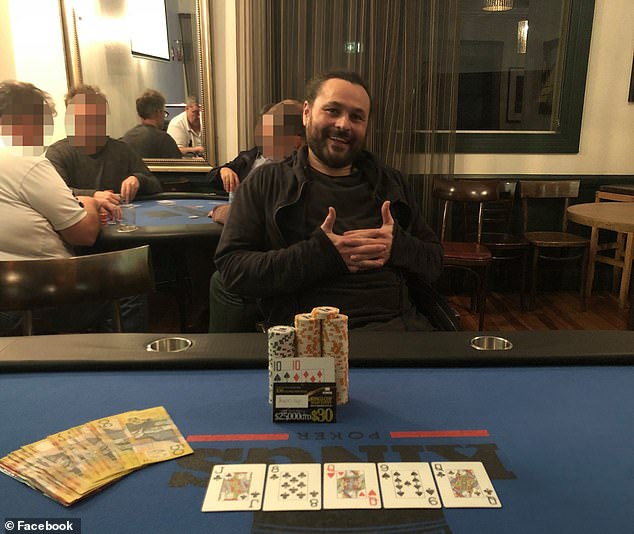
236,0 -> 459,223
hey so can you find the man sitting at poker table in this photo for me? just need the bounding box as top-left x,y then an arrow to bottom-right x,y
207,99 -> 305,224
0,80 -> 146,335
121,88 -> 182,159
214,71 -> 443,331
46,84 -> 162,204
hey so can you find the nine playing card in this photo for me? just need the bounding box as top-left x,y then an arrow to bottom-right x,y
377,462 -> 441,509
263,463 -> 322,511
202,464 -> 267,512
322,463 -> 381,509
432,461 -> 502,508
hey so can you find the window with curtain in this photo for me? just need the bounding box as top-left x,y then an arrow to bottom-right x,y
236,0 -> 460,220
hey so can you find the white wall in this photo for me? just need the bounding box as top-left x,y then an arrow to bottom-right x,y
2,0 -> 633,173
2,0 -> 68,142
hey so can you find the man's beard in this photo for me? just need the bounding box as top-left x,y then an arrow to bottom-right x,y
306,122 -> 362,169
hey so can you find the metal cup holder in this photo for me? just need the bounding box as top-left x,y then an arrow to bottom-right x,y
470,336 -> 513,351
145,337 -> 193,352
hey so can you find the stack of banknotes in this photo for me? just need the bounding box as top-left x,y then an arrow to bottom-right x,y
0,406 -> 192,506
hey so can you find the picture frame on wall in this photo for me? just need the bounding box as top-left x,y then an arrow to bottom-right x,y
507,67 -> 525,123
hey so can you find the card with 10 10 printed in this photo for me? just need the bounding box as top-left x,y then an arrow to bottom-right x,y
432,461 -> 502,508
377,462 -> 441,509
202,464 -> 267,512
270,356 -> 335,384
262,463 -> 322,511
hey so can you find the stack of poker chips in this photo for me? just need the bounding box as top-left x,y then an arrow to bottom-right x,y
267,306 -> 349,405
267,325 -> 296,402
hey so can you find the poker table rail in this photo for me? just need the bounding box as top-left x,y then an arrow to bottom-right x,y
0,331 -> 633,372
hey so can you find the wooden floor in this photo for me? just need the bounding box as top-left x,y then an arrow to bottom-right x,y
449,290 -> 629,331
149,289 -> 630,333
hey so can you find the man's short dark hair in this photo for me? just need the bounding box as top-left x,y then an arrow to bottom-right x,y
267,99 -> 305,138
136,89 -> 166,119
305,71 -> 372,112
0,80 -> 56,118
64,84 -> 108,107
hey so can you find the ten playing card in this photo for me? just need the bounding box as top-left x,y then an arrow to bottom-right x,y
322,463 -> 381,509
377,462 -> 441,509
270,357 -> 335,384
202,464 -> 267,512
432,461 -> 501,508
263,463 -> 322,511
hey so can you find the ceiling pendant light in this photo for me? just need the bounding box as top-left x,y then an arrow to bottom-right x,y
482,0 -> 513,12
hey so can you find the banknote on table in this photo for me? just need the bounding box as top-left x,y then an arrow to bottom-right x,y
0,406 -> 192,506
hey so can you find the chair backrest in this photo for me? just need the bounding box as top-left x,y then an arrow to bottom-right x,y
519,180 -> 580,232
432,178 -> 501,243
0,245 -> 154,334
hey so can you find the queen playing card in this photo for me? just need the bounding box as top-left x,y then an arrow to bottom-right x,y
323,463 -> 381,509
432,461 -> 502,508
202,464 -> 267,512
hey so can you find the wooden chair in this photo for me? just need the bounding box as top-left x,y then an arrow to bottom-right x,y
463,180 -> 531,311
519,180 -> 589,310
433,178 -> 499,331
0,245 -> 154,335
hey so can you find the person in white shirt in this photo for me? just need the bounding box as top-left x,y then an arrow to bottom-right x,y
0,80 -> 146,335
166,95 -> 204,156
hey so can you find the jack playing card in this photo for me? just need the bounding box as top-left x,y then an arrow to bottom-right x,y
432,461 -> 502,508
377,462 -> 441,509
263,463 -> 322,511
202,464 -> 267,512
323,463 -> 381,509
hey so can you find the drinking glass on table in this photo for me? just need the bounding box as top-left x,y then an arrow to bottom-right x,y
116,201 -> 137,232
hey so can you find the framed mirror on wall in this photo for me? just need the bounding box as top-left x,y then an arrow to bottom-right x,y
58,0 -> 216,172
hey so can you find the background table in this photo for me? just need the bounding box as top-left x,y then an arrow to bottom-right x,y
1,332 -> 633,533
567,202 -> 634,308
98,194 -> 227,245
95,194 -> 229,331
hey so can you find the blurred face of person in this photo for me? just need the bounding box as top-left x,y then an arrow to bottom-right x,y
65,93 -> 108,155
185,103 -> 200,130
303,78 -> 370,173
256,104 -> 304,160
0,95 -> 54,155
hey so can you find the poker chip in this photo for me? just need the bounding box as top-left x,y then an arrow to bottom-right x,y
294,313 -> 321,358
321,313 -> 349,405
267,325 -> 296,403
267,310 -> 349,407
311,306 -> 340,320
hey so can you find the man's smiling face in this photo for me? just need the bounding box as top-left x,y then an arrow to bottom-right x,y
303,77 -> 370,173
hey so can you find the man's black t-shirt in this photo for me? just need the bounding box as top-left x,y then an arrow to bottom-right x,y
299,168 -> 419,329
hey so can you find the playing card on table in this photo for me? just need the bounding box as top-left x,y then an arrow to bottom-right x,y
323,463 -> 381,509
270,357 -> 335,384
432,461 -> 501,508
202,464 -> 266,512
377,462 -> 441,509
263,463 -> 322,511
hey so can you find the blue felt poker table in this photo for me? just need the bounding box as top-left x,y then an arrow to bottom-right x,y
0,331 -> 633,534
97,193 -> 228,246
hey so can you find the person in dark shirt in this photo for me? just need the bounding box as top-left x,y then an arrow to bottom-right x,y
46,85 -> 161,204
213,71 -> 443,331
121,89 -> 182,159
